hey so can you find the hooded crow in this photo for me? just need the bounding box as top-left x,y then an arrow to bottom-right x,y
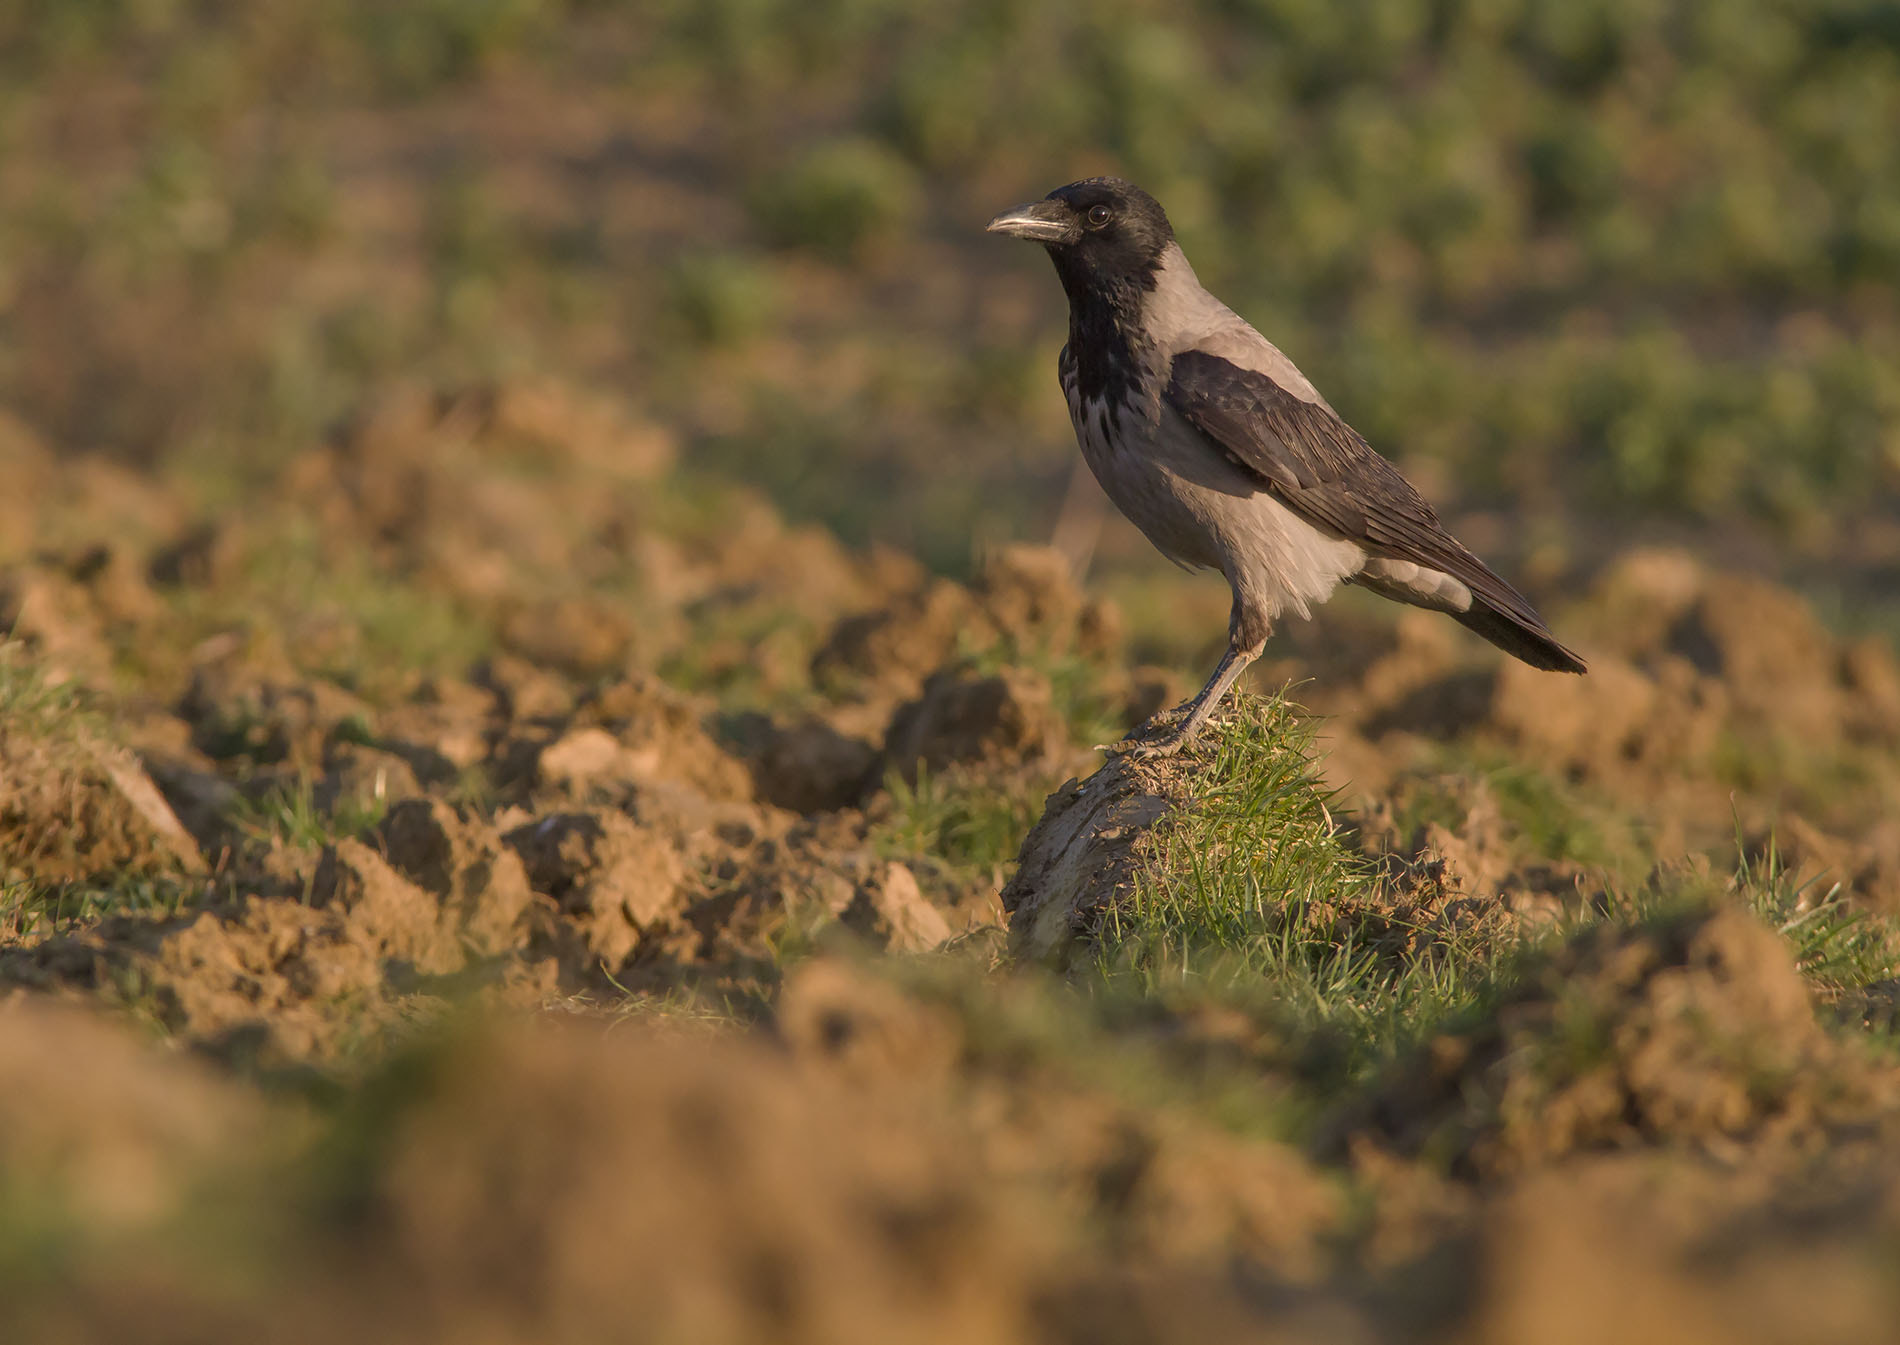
988,177 -> 1586,757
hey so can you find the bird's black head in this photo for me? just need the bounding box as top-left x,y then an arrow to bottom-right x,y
987,178 -> 1175,301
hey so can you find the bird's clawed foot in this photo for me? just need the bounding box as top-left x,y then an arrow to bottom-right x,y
1097,643 -> 1256,760
1096,705 -> 1205,759
1092,699 -> 1190,754
1126,723 -> 1194,759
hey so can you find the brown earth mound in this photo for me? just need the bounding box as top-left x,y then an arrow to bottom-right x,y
1324,549 -> 1900,879
1334,905 -> 1900,1177
1001,747 -> 1176,961
13,967 -> 1900,1345
0,996 -> 272,1231
0,675 -> 202,885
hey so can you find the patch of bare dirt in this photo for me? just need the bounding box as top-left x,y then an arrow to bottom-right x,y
9,799 -> 544,1061
4,631 -> 1013,1059
0,994 -> 273,1230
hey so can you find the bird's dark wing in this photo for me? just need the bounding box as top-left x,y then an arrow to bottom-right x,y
1165,349 -> 1585,673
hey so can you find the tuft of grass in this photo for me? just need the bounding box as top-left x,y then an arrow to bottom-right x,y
2,872 -> 202,944
227,775 -> 389,851
1104,697 -> 1372,962
872,761 -> 1046,881
1092,694 -> 1527,1076
0,643 -> 92,737
1732,832 -> 1900,1003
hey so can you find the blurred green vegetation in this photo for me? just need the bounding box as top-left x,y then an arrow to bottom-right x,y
3,0 -> 1899,570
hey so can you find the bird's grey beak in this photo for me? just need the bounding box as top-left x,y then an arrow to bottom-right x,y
986,199 -> 1075,244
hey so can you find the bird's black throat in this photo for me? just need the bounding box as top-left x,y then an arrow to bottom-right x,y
1048,249 -> 1162,411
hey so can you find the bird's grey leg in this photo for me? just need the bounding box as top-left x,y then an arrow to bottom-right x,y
1116,599 -> 1269,758
1126,643 -> 1256,758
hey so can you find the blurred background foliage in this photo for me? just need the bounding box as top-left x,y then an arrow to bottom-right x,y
2,0 -> 1899,597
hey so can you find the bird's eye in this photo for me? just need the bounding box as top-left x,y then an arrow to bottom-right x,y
1085,204 -> 1112,228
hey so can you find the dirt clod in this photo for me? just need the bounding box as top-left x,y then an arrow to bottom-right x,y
840,861 -> 953,953
883,667 -> 1059,780
2,720 -> 204,884
1338,906 -> 1894,1177
504,811 -> 686,967
1002,755 -> 1172,961
373,799 -> 534,957
0,997 -> 265,1230
734,713 -> 879,813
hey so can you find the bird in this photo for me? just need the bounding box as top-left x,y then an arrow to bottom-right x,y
987,177 -> 1586,757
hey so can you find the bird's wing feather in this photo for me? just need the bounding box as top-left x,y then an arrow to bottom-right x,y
1164,349 -> 1565,644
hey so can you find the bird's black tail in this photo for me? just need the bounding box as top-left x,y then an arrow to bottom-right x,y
1351,550 -> 1588,674
1395,536 -> 1588,674
1451,602 -> 1587,674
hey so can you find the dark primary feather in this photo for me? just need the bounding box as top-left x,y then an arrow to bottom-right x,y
1165,350 -> 1586,674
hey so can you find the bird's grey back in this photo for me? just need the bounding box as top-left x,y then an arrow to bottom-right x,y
1140,244 -> 1330,408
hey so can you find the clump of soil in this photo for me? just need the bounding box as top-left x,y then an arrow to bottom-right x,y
0,996 -> 270,1231
347,799 -> 535,960
20,799 -> 541,1061
1336,905 -> 1899,1177
812,543 -> 1125,727
362,1016 -> 1038,1345
0,674 -> 202,885
727,712 -> 880,813
332,960 -> 1348,1345
1352,555 -> 1783,786
882,666 -> 1060,780
837,862 -> 953,952
504,810 -> 687,966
